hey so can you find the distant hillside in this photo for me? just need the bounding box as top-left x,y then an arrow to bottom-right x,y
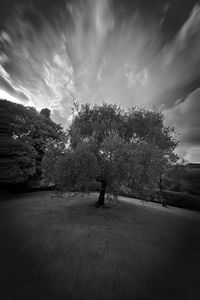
184,163 -> 200,195
188,163 -> 200,170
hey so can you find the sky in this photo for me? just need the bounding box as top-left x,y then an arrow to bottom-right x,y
0,0 -> 200,163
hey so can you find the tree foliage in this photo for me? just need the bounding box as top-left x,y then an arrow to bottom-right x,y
1,99 -> 66,186
43,102 -> 179,206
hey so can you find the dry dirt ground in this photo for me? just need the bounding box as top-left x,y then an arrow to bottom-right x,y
0,191 -> 200,300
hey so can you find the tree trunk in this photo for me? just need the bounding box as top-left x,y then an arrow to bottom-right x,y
159,175 -> 166,207
95,182 -> 106,207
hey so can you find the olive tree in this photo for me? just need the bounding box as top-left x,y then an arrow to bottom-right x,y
42,102 -> 178,207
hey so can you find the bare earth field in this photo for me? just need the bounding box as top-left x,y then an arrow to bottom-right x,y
0,191 -> 200,300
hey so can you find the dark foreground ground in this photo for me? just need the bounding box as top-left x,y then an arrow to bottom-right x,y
0,192 -> 200,300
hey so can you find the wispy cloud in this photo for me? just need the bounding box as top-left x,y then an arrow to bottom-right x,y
0,0 -> 200,161
0,65 -> 30,101
163,5 -> 200,66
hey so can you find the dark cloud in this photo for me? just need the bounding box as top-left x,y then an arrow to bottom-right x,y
164,88 -> 200,162
0,0 -> 72,30
112,0 -> 200,40
164,88 -> 200,156
0,0 -> 199,42
156,79 -> 200,108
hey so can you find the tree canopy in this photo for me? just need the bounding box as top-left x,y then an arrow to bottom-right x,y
43,102 -> 179,206
0,99 -> 66,187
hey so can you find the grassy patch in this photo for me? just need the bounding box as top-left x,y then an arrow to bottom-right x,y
0,191 -> 200,299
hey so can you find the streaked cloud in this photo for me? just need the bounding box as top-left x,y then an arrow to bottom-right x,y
0,0 -> 200,161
